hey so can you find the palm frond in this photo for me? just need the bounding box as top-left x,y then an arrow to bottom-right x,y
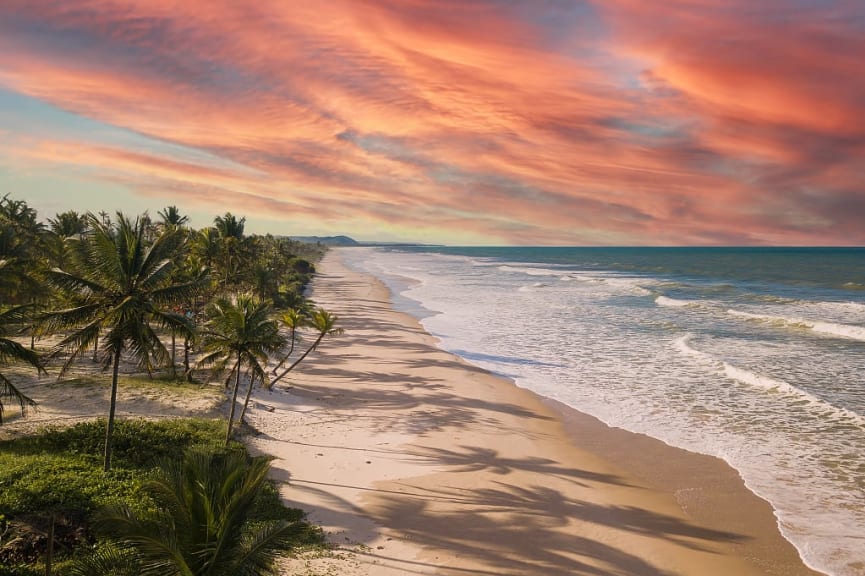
68,542 -> 142,576
0,335 -> 43,370
44,268 -> 108,298
0,372 -> 37,423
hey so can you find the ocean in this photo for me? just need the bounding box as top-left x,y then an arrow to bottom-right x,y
341,246 -> 865,576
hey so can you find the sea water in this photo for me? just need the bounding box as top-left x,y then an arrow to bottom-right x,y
340,246 -> 865,576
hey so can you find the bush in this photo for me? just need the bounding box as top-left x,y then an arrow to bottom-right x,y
0,418 -> 242,571
4,418 -> 227,467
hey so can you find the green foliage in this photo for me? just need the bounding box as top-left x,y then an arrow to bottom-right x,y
91,447 -> 310,575
0,563 -> 42,576
0,419 -> 315,573
8,418 -> 227,467
0,453 -> 141,518
0,419 -> 227,519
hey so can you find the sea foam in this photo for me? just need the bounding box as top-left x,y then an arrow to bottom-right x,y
728,310 -> 865,342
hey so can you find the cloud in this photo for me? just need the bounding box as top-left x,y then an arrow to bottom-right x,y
0,0 -> 862,244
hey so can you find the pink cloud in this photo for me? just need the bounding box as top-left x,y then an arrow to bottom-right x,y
0,0 -> 862,244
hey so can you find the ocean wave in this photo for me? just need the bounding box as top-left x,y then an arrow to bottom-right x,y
675,335 -> 865,427
728,310 -> 865,342
518,282 -> 548,292
673,335 -> 715,363
723,363 -> 865,427
656,295 -> 704,308
745,294 -> 801,304
499,264 -> 564,277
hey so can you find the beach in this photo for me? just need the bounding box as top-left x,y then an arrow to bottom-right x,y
246,248 -> 823,576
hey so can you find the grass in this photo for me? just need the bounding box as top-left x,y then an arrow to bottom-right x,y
0,418 -> 323,574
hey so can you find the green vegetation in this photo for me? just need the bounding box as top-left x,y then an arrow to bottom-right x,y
196,294 -> 285,443
0,196 -> 343,573
0,305 -> 43,424
0,419 -> 320,575
42,213 -> 200,470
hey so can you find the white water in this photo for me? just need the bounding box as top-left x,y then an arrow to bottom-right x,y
342,247 -> 865,576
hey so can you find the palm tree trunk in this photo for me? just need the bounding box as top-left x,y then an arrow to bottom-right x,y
239,372 -> 257,425
225,355 -> 242,445
93,333 -> 99,362
271,329 -> 297,375
183,336 -> 191,381
104,348 -> 122,471
45,512 -> 54,576
170,331 -> 176,377
272,333 -> 323,386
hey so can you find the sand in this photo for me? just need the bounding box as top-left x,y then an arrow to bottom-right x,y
244,249 -> 824,576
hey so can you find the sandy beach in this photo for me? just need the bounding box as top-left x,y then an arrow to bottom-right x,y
245,249 -> 823,576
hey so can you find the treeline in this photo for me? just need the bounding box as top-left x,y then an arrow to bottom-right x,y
0,195 -> 338,574
0,196 -> 324,311
0,194 -> 334,449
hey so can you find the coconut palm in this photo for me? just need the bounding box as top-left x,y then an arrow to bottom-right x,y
196,294 -> 284,443
83,448 -> 303,576
212,212 -> 249,291
0,304 -> 43,424
271,308 -> 308,376
42,212 -> 200,470
272,308 -> 342,386
0,196 -> 46,305
48,210 -> 88,238
157,205 -> 189,229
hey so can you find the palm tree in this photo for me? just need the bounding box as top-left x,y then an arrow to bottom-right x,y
48,210 -> 88,238
157,205 -> 189,229
0,196 -> 46,306
213,212 -> 248,291
271,308 -> 308,376
0,304 -> 43,424
42,212 -> 200,470
272,308 -> 342,386
213,212 -> 245,240
81,448 -> 303,576
196,294 -> 284,444
156,206 -> 193,375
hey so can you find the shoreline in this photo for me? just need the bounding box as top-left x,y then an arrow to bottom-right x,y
247,248 -> 823,575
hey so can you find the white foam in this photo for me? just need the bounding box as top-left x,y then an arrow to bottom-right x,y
728,310 -> 865,342
722,363 -> 865,427
656,295 -> 698,307
673,334 -> 714,362
675,335 -> 865,428
518,282 -> 548,292
499,264 -> 564,277
810,321 -> 865,341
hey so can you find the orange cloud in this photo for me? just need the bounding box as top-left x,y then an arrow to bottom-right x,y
0,0 -> 862,244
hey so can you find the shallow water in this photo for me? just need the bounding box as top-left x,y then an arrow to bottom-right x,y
342,246 -> 865,576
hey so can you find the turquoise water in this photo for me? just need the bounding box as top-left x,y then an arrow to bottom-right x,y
342,246 -> 865,576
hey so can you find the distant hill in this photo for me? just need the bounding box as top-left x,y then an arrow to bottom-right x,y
290,235 -> 359,246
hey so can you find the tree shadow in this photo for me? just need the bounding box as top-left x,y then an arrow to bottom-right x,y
280,472 -> 747,576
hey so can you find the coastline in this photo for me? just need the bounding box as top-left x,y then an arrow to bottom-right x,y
247,248 -> 823,576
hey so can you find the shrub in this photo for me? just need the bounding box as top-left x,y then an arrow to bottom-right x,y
0,418 -> 247,571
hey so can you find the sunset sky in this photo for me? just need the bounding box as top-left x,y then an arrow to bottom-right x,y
1,1 -> 863,245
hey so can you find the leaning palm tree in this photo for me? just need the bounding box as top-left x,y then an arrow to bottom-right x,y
272,308 -> 343,386
42,212 -> 200,470
81,448 -> 304,576
196,294 -> 284,443
271,308 -> 309,376
0,304 -> 43,424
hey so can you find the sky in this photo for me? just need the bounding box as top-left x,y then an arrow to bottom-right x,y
1,0 -> 863,245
